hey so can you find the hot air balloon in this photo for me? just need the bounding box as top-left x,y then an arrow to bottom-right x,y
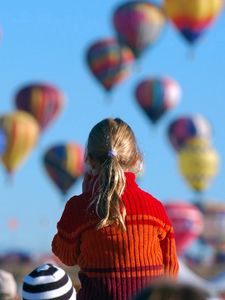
86,38 -> 134,92
168,114 -> 212,152
178,137 -> 219,193
165,201 -> 204,255
0,128 -> 6,156
113,1 -> 166,58
200,202 -> 225,249
163,0 -> 223,44
43,143 -> 84,195
0,111 -> 39,174
15,83 -> 64,131
7,218 -> 19,231
135,77 -> 181,124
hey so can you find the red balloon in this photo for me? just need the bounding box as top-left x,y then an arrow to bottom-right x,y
165,202 -> 204,255
15,83 -> 64,131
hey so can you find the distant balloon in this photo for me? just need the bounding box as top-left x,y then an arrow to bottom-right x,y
201,202 -> 225,249
135,77 -> 181,124
0,128 -> 6,156
168,114 -> 212,152
15,83 -> 64,131
0,111 -> 39,174
86,38 -> 134,92
7,218 -> 19,231
113,1 -> 166,58
43,143 -> 84,195
165,201 -> 204,254
163,0 -> 223,44
178,137 -> 219,193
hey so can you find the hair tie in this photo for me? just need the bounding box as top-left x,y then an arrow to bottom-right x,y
108,149 -> 117,158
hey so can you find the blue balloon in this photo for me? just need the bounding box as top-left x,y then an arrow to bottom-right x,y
0,128 -> 6,156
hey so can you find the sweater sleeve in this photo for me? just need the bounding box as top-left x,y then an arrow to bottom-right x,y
160,224 -> 179,277
52,196 -> 84,266
159,203 -> 179,277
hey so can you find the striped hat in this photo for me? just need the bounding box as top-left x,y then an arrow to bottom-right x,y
22,263 -> 76,300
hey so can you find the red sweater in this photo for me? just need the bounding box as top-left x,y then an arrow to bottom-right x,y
52,172 -> 179,300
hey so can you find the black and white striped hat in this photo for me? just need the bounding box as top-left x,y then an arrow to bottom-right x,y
22,263 -> 76,300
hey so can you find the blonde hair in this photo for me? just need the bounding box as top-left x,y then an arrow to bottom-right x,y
86,118 -> 143,231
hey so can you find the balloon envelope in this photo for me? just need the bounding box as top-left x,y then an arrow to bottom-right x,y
178,137 -> 219,193
15,83 -> 64,131
135,77 -> 181,123
164,0 -> 223,44
168,114 -> 212,152
0,127 -> 6,156
0,111 -> 39,173
165,201 -> 204,254
113,1 -> 166,58
201,202 -> 225,248
43,143 -> 84,195
86,38 -> 134,92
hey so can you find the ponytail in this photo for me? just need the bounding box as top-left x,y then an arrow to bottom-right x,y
91,154 -> 126,231
87,118 -> 142,231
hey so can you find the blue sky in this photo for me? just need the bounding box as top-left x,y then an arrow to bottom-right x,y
0,0 -> 224,254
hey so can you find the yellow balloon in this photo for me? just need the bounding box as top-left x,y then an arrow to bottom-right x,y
164,0 -> 223,20
163,0 -> 223,44
178,137 -> 219,192
0,110 -> 39,173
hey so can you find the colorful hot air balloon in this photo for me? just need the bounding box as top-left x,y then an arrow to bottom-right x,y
135,77 -> 181,124
43,143 -> 84,195
168,114 -> 212,152
200,202 -> 225,248
165,201 -> 204,254
86,38 -> 134,92
163,0 -> 223,44
178,137 -> 219,193
113,1 -> 166,58
0,111 -> 39,174
0,128 -> 6,156
15,83 -> 64,131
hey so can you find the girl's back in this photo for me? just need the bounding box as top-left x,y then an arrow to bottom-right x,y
52,118 -> 178,300
53,172 -> 178,300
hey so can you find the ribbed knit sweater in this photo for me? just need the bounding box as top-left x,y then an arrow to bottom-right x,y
52,172 -> 179,300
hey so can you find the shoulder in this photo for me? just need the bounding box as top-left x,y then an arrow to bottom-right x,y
127,184 -> 163,208
143,190 -> 166,210
131,187 -> 172,225
65,193 -> 89,211
57,193 -> 91,231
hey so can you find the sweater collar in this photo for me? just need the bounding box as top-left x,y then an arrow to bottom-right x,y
124,172 -> 138,189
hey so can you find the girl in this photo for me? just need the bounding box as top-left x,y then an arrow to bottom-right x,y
52,118 -> 179,300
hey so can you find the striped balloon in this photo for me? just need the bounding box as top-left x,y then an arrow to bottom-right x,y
165,201 -> 204,254
86,38 -> 134,92
164,0 -> 223,43
0,111 -> 39,174
113,1 -> 166,58
135,77 -> 181,124
15,83 -> 64,131
178,137 -> 219,193
168,114 -> 212,152
43,143 -> 84,195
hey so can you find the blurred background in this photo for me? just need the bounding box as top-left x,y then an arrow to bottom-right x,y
0,0 -> 225,295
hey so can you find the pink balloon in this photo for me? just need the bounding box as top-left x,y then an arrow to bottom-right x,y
165,202 -> 204,255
